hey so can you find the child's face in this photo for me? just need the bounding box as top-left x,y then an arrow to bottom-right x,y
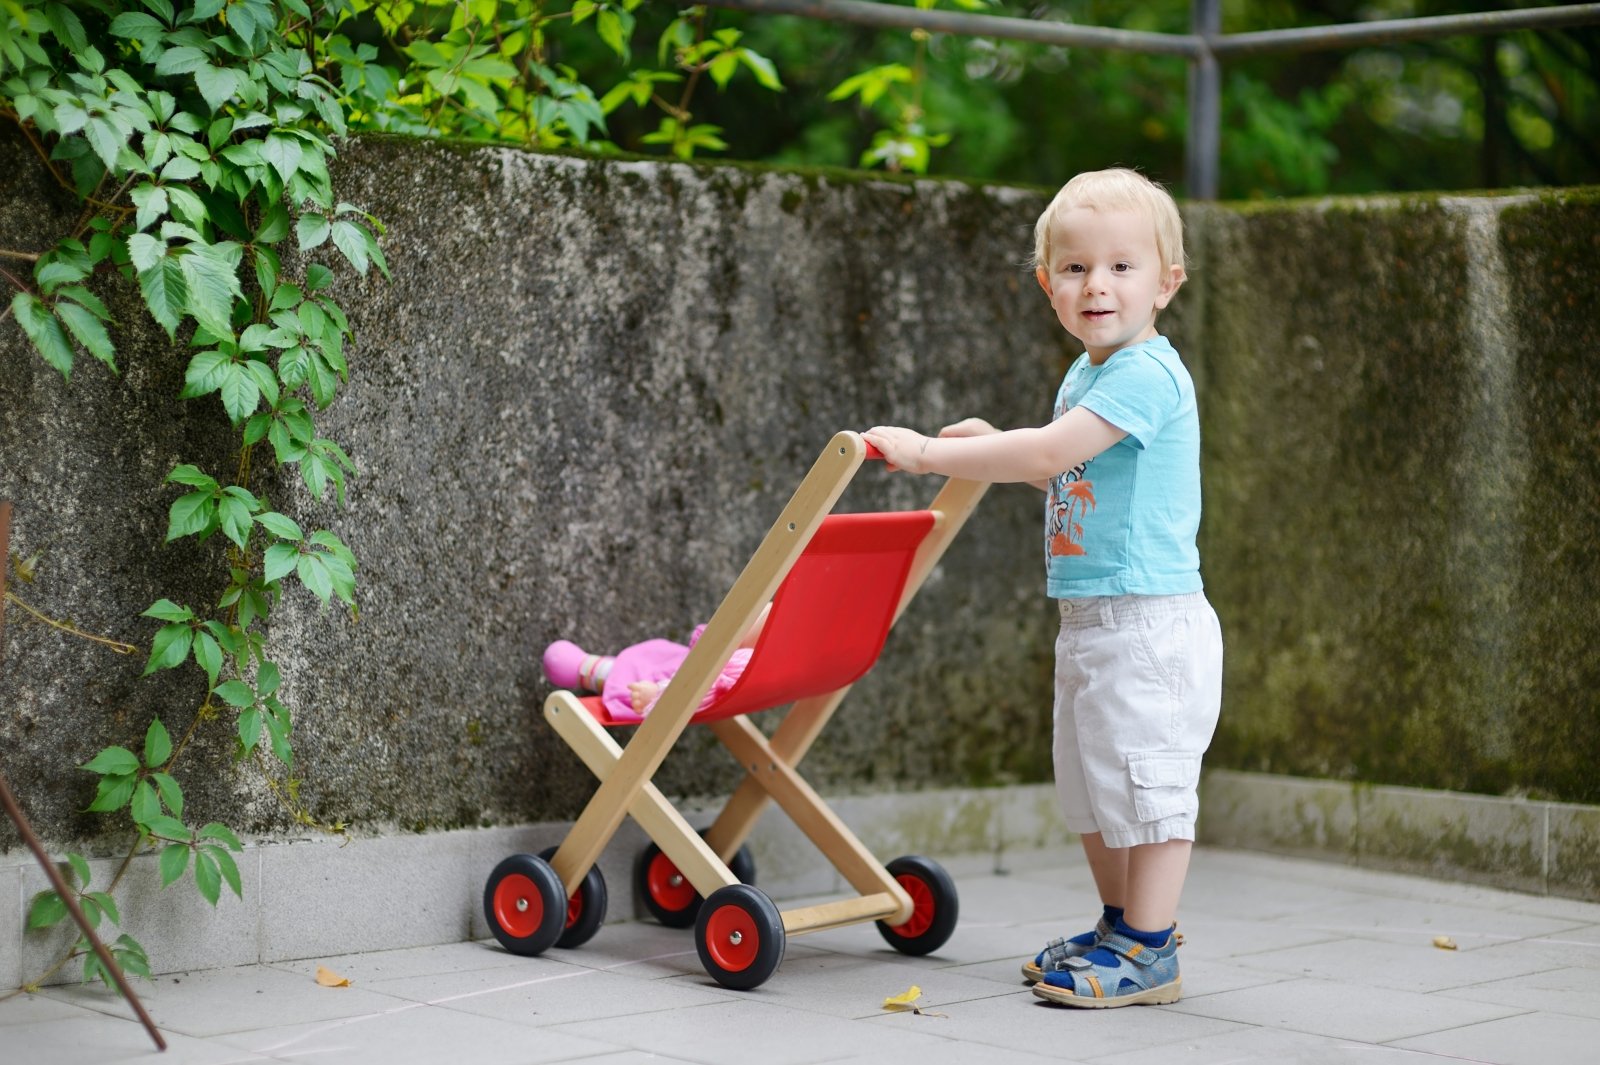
1035,206 -> 1184,364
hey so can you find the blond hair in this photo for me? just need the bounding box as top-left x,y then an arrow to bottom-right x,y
1031,168 -> 1186,276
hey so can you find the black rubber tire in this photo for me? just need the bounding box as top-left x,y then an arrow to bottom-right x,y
483,853 -> 566,956
537,846 -> 609,949
636,833 -> 756,929
875,855 -> 960,957
694,884 -> 786,990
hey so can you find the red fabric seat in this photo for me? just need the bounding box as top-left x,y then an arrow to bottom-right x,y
581,510 -> 936,727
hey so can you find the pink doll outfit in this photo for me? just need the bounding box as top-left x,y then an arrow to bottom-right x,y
550,625 -> 752,721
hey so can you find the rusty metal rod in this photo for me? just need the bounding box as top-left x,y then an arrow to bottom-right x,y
1210,4 -> 1600,57
695,0 -> 1599,60
696,0 -> 1203,57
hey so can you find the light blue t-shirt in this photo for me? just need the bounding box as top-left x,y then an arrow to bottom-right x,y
1045,335 -> 1203,598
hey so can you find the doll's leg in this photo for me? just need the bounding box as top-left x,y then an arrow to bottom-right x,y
542,640 -> 615,692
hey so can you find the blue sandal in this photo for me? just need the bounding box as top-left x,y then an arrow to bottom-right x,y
1021,921 -> 1183,984
1031,930 -> 1182,1008
1020,914 -> 1114,983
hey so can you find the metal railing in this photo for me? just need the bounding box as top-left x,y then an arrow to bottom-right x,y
697,0 -> 1600,199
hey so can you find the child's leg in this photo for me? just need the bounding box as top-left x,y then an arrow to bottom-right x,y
1078,831 -> 1128,909
1124,838 -> 1192,933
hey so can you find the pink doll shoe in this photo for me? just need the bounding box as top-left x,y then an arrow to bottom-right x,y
542,640 -> 587,689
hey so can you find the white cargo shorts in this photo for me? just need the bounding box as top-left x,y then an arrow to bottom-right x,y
1051,592 -> 1223,848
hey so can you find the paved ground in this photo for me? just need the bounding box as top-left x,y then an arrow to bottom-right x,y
2,845 -> 1598,1064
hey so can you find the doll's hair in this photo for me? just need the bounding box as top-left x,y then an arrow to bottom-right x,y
1032,168 -> 1186,276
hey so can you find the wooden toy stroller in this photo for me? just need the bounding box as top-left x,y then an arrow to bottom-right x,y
483,431 -> 988,989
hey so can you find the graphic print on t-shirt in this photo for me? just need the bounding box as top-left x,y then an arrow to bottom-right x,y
1047,376 -> 1095,558
1048,464 -> 1095,557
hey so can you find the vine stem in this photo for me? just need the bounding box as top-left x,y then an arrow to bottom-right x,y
0,249 -> 41,261
2,591 -> 139,655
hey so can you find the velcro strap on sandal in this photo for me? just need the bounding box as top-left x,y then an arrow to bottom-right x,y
1095,932 -> 1163,967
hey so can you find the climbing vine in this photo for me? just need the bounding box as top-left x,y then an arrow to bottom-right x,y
1,0 -> 373,991
0,0 -> 972,992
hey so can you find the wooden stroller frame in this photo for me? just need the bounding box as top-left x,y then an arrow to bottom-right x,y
488,431 -> 987,988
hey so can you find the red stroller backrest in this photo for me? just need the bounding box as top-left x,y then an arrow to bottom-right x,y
692,510 -> 937,723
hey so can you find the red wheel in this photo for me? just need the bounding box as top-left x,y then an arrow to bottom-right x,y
876,855 -> 958,956
537,847 -> 608,949
636,835 -> 756,929
694,884 -> 785,990
483,853 -> 564,956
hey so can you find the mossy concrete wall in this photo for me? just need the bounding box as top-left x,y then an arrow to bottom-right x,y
2,129 -> 1597,863
1192,190 -> 1600,807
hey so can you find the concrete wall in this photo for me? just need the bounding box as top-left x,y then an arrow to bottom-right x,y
1,130 -> 1078,853
3,129 -> 1599,960
1192,190 -> 1600,807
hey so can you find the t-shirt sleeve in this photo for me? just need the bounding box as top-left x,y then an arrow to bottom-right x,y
1075,352 -> 1181,450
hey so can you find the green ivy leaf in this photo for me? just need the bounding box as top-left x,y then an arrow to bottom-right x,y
86,891 -> 121,927
257,660 -> 281,697
27,890 -> 68,930
144,717 -> 172,768
330,219 -> 369,275
193,631 -> 222,688
152,772 -> 185,819
155,46 -> 208,76
87,772 -> 137,813
81,747 -> 140,776
141,598 -> 195,622
144,622 -> 194,674
179,246 -> 242,340
296,553 -> 333,603
130,183 -> 168,232
255,203 -> 291,244
237,708 -> 262,756
137,254 -> 188,338
262,542 -> 300,583
143,814 -> 189,842
193,848 -> 221,904
67,853 -> 92,890
194,64 -> 239,112
11,293 -> 75,378
158,843 -> 189,887
131,779 -> 161,824
214,679 -> 255,708
255,511 -> 304,541
166,464 -> 219,490
296,214 -> 330,251
262,133 -> 302,183
55,301 -> 116,371
203,844 -> 243,899
166,489 -> 215,541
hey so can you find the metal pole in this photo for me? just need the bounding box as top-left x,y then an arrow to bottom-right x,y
696,0 -> 1204,57
1210,3 -> 1600,57
1187,0 -> 1222,201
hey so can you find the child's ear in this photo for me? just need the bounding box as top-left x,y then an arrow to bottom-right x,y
1154,264 -> 1186,309
1035,266 -> 1051,295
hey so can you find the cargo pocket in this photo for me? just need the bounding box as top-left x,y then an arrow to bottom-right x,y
1127,751 -> 1202,823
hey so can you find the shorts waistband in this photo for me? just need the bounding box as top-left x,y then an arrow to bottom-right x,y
1057,591 -> 1208,628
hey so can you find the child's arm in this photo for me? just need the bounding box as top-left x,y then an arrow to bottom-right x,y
935,417 -> 1048,491
865,407 -> 1125,483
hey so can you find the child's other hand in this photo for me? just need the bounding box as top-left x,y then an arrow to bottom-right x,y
863,426 -> 930,473
940,417 -> 999,438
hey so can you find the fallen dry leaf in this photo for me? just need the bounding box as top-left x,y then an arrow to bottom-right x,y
882,985 -> 922,1011
1432,936 -> 1458,951
315,965 -> 351,987
881,984 -> 945,1017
